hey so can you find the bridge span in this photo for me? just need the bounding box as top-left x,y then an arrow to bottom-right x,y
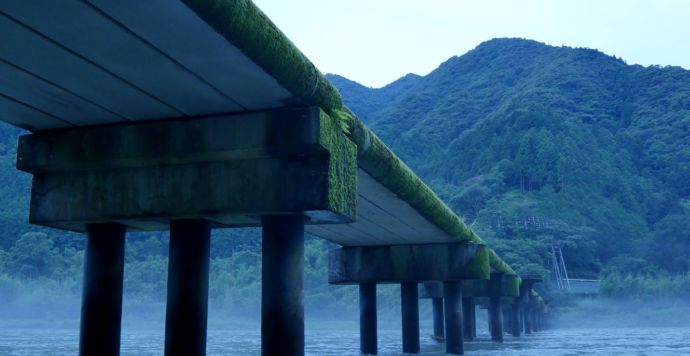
0,1 -> 547,355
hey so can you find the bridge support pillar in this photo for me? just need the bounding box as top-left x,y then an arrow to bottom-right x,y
525,308 -> 533,334
401,282 -> 420,354
488,273 -> 504,342
262,215 -> 305,356
79,223 -> 126,356
488,296 -> 503,342
444,281 -> 464,355
462,297 -> 475,341
164,219 -> 211,356
432,297 -> 445,342
360,283 -> 377,355
510,302 -> 521,337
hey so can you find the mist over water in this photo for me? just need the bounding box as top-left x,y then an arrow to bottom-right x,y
3,298 -> 690,355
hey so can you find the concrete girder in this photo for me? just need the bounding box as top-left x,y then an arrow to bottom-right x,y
328,243 -> 489,284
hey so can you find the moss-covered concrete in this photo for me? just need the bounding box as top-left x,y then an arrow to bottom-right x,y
488,249 -> 517,276
504,275 -> 520,297
317,110 -> 357,218
183,0 -> 342,112
182,0 -> 528,277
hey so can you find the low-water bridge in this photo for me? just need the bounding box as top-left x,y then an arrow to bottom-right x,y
0,1 -> 547,355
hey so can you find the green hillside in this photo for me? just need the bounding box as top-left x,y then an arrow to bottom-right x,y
328,38 -> 690,279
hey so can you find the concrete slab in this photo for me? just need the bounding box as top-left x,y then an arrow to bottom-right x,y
1,0 -> 242,116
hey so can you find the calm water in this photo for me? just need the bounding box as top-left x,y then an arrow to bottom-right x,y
1,325 -> 690,355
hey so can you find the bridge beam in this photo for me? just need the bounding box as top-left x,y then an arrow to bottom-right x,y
79,223 -> 125,356
17,107 -> 357,232
328,243 -> 489,284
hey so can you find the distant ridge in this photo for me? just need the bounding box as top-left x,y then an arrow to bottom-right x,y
330,38 -> 690,277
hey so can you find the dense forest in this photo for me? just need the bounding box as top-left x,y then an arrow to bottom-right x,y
2,38 -> 690,317
329,38 -> 690,285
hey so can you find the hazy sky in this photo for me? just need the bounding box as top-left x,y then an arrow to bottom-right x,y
253,0 -> 690,88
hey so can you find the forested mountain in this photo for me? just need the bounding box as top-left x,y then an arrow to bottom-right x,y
328,38 -> 690,279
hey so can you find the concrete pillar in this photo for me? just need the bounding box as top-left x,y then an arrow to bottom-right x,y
525,308 -> 532,334
510,302 -> 521,337
79,223 -> 126,356
262,215 -> 305,356
164,219 -> 211,356
461,297 -> 475,341
401,282 -> 420,354
432,297 -> 445,342
360,283 -> 377,355
488,296 -> 503,342
443,281 -> 464,355
503,306 -> 511,332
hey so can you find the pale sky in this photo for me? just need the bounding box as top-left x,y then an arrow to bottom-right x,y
253,0 -> 690,88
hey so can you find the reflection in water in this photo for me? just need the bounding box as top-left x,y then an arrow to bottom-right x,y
1,326 -> 690,355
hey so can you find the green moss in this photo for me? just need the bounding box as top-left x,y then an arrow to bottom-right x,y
346,113 -> 482,243
461,244 -> 490,279
317,111 -> 357,219
183,0 -> 342,111
488,249 -> 517,275
504,275 -> 520,297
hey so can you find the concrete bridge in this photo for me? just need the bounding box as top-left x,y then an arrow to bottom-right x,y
0,1 -> 547,355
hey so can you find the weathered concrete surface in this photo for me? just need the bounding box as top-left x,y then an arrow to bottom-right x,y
17,108 -> 336,173
21,108 -> 357,232
328,243 -> 488,284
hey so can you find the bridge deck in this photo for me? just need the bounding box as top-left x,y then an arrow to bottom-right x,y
0,0 -> 475,247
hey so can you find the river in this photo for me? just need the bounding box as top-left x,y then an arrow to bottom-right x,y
2,323 -> 690,355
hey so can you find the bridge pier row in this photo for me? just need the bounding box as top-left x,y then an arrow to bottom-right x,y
79,223 -> 126,356
262,215 -> 305,356
360,283 -> 378,355
510,302 -> 521,337
401,282 -> 420,354
432,297 -> 445,342
462,297 -> 475,341
444,281 -> 464,355
164,219 -> 211,356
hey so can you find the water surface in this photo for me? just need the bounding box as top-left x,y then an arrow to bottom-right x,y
2,325 -> 689,355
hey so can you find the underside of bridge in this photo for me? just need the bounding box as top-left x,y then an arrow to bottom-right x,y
0,1 -> 547,355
